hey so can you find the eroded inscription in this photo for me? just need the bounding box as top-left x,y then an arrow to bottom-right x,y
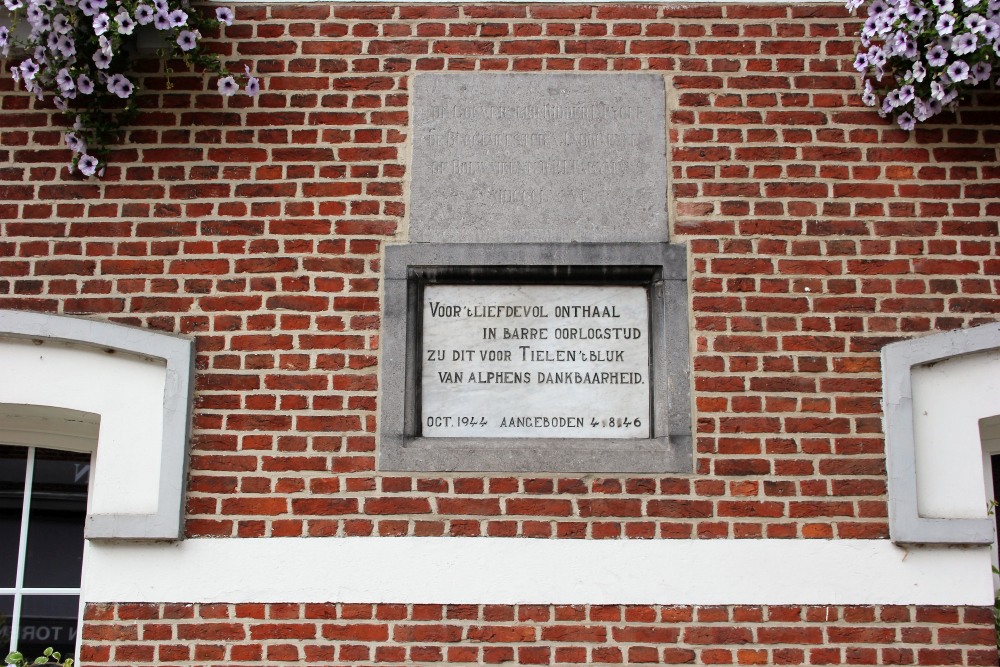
421,285 -> 651,438
410,74 -> 668,243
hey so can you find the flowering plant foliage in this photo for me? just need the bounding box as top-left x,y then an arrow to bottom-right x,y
847,0 -> 1000,129
1,0 -> 258,175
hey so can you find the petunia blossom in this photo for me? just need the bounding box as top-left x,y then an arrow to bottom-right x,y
92,49 -> 111,69
77,154 -> 99,176
65,132 -> 86,154
115,11 -> 135,34
952,31 -> 978,54
947,59 -> 970,81
77,73 -> 94,94
168,8 -> 186,26
106,72 -> 133,98
56,67 -> 74,91
897,112 -> 916,130
972,61 -> 992,82
936,13 -> 956,34
216,6 -> 234,25
134,3 -> 153,24
926,43 -> 949,66
218,75 -> 238,95
93,12 -> 109,35
176,29 -> 197,51
152,11 -> 170,29
19,58 -> 39,79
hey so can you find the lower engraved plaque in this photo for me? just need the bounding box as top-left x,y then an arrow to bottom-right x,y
420,284 -> 651,438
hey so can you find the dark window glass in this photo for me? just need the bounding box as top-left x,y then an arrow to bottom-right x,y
0,447 -> 27,588
18,595 -> 78,660
23,449 -> 89,589
0,595 -> 13,650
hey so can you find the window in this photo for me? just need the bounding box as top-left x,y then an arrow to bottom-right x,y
0,445 -> 90,660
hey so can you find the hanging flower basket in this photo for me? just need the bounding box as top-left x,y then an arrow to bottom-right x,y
846,0 -> 1000,129
1,0 -> 259,176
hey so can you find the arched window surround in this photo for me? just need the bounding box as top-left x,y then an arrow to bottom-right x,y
0,310 -> 194,540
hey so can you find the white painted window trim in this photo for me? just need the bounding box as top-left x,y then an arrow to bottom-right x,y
882,322 -> 1000,545
0,311 -> 195,541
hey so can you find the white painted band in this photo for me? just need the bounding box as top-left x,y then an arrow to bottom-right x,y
83,537 -> 992,606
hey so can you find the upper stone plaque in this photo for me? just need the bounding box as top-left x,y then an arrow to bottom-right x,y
410,73 -> 668,243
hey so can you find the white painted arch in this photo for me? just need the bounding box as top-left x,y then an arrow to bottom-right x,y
0,310 -> 195,540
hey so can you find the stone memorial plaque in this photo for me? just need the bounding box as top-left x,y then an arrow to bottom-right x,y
420,284 -> 651,439
410,73 -> 667,243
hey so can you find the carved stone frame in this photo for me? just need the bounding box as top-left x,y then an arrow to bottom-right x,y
378,243 -> 692,473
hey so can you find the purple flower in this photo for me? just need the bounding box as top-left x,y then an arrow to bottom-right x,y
107,73 -> 133,98
92,49 -> 111,68
56,67 -> 74,91
862,79 -> 878,106
906,5 -> 927,21
914,98 -> 932,120
52,12 -> 69,33
10,65 -> 20,82
134,3 -> 153,24
965,13 -> 987,32
952,32 -> 978,54
77,73 -> 94,94
933,0 -> 954,11
56,34 -> 75,58
897,112 -> 916,130
854,52 -> 870,71
886,88 -> 904,108
93,12 -> 109,35
152,11 -> 170,29
898,84 -> 915,103
19,58 -> 39,80
947,59 -> 970,81
78,0 -> 97,16
928,98 -> 944,115
984,21 -> 1000,40
77,153 -> 98,176
54,96 -> 67,111
0,26 -> 8,47
176,29 -> 197,51
168,8 -> 187,26
153,0 -> 166,10
4,0 -> 23,9
972,61 -> 992,82
964,0 -> 980,6
869,45 -> 887,66
116,11 -> 135,34
65,132 -> 85,154
927,43 -> 949,66
931,79 -> 947,99
937,13 -> 956,34
870,0 -> 888,15
245,75 -> 259,96
217,75 -> 238,96
216,6 -> 233,25
912,60 -> 927,81
25,4 -> 44,25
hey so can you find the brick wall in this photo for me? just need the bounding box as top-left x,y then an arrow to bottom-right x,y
2,4 -> 999,541
2,3 -> 1000,663
80,602 -> 997,665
